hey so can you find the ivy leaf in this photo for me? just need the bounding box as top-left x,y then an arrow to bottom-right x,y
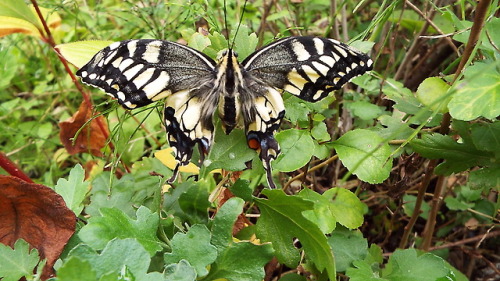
448,62 -> 500,121
382,249 -> 453,281
410,133 -> 491,175
332,129 -> 392,184
202,242 -> 273,281
55,164 -> 89,216
328,228 -> 368,272
211,197 -> 245,251
0,239 -> 40,281
78,206 -> 162,256
273,129 -> 315,172
164,260 -> 197,281
164,224 -> 217,277
255,190 -> 336,280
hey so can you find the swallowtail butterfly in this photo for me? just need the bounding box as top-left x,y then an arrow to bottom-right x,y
76,36 -> 373,188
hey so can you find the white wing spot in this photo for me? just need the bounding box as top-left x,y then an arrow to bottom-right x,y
313,90 -> 324,101
80,71 -> 88,78
332,52 -> 341,62
123,64 -> 143,80
88,73 -> 97,80
111,84 -> 119,90
108,42 -> 121,50
143,41 -> 161,63
312,61 -> 330,76
116,91 -> 126,101
143,71 -> 170,99
320,55 -> 336,67
152,89 -> 172,101
103,50 -> 117,65
292,40 -> 310,61
334,46 -> 348,58
302,65 -> 320,82
367,59 -> 373,67
313,38 -> 324,55
329,38 -> 341,45
334,77 -> 341,84
132,67 -> 156,89
351,62 -> 358,69
287,68 -> 307,90
284,84 -> 301,96
106,79 -> 113,85
360,61 -> 365,67
118,58 -> 135,71
338,72 -> 346,77
111,56 -> 123,68
127,41 -> 138,56
345,67 -> 352,73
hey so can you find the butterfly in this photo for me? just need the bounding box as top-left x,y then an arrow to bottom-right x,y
76,36 -> 373,188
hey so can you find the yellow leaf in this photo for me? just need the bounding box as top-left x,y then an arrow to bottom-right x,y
56,40 -> 115,68
155,148 -> 200,174
0,6 -> 61,38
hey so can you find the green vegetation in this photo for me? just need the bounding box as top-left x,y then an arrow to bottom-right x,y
0,0 -> 498,280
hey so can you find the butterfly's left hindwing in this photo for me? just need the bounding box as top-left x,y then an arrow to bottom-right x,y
242,36 -> 373,102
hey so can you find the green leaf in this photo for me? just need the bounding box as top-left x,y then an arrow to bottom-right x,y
78,206 -> 162,256
299,189 -> 337,233
232,25 -> 258,59
416,77 -> 451,113
402,195 -> 430,220
328,228 -> 368,272
56,257 -> 96,281
382,249 -> 452,281
346,101 -> 384,120
471,122 -> 500,153
178,181 -> 211,224
311,122 -> 331,141
211,197 -> 245,251
204,127 -> 255,173
346,260 -> 387,281
448,62 -> 500,120
188,32 -> 211,51
0,0 -> 40,29
229,179 -> 254,202
410,133 -> 491,175
273,129 -> 315,172
469,167 -> 500,190
202,242 -> 274,281
444,197 -> 474,211
283,95 -> 311,123
255,189 -> 336,280
69,238 -> 153,279
0,239 -> 40,281
56,41 -> 114,68
164,224 -> 217,277
332,129 -> 392,184
55,164 -> 89,216
164,260 -> 197,281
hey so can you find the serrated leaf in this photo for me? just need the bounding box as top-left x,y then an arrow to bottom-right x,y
56,41 -> 114,68
311,122 -> 330,141
382,249 -> 452,281
469,167 -> 500,190
255,190 -> 336,280
471,122 -> 500,153
332,129 -> 392,184
211,197 -> 245,251
416,77 -> 451,113
188,32 -> 211,51
328,228 -> 368,272
78,206 -> 162,256
55,164 -> 89,216
164,224 -> 217,277
164,260 -> 197,281
410,133 -> 491,175
69,238 -> 152,279
202,242 -> 274,281
56,257 -> 96,281
346,260 -> 387,281
0,0 -> 40,29
273,129 -> 315,172
233,25 -> 258,59
283,94 -> 311,123
204,127 -> 255,173
448,62 -> 500,120
0,239 -> 40,281
178,182 -> 211,224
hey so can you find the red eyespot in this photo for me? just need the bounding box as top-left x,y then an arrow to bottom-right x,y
247,138 -> 260,150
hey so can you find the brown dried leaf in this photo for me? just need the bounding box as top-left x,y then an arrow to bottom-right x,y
0,175 -> 76,279
59,101 -> 109,157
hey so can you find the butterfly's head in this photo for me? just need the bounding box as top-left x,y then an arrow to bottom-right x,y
216,49 -> 239,63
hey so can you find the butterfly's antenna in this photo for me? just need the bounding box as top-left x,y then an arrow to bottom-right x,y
230,0 -> 248,50
223,0 -> 230,49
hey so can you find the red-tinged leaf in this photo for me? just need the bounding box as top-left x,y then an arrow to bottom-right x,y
0,175 -> 76,279
59,101 -> 110,157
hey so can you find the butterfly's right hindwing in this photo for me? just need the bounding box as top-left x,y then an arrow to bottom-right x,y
76,39 -> 216,109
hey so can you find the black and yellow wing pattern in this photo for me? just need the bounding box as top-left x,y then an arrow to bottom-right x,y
76,36 -> 373,188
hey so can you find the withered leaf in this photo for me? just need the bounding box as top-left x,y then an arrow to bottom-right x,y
0,175 -> 76,279
59,101 -> 109,157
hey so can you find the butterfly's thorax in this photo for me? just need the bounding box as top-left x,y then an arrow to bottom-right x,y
215,50 -> 244,133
